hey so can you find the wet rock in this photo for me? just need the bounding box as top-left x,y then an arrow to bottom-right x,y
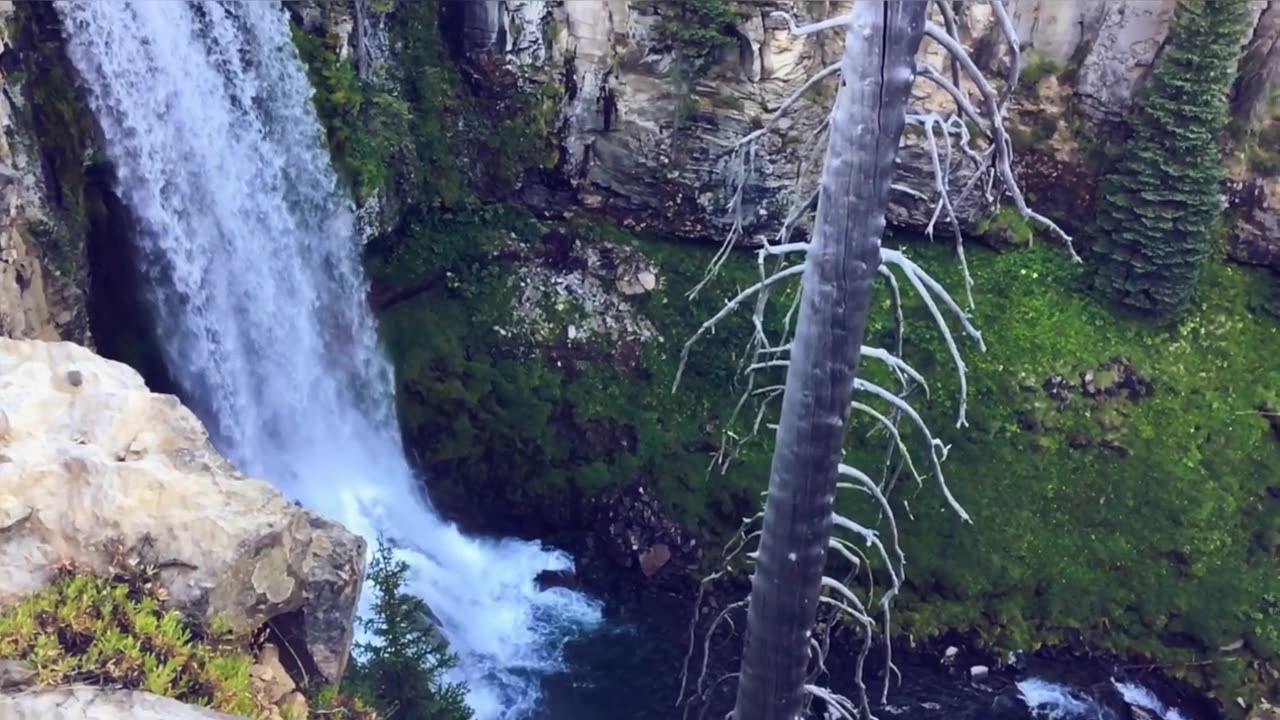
1227,176 -> 1280,271
589,482 -> 693,582
1080,357 -> 1154,401
615,260 -> 658,296
987,690 -> 1033,720
1248,700 -> 1280,720
0,659 -> 35,689
1042,374 -> 1072,408
535,568 -> 581,592
638,543 -> 671,577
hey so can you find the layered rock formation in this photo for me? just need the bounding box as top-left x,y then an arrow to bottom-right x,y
447,0 -> 1269,241
0,338 -> 366,683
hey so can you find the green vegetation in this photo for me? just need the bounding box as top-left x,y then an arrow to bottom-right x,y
291,27 -> 410,203
974,206 -> 1036,248
855,242 -> 1280,713
13,1 -> 98,281
1018,51 -> 1061,94
342,539 -> 472,720
292,0 -> 561,207
0,541 -> 473,720
286,0 -> 1279,711
372,212 -> 775,537
659,0 -> 742,69
373,211 -> 1280,710
0,563 -> 262,715
1092,0 -> 1252,319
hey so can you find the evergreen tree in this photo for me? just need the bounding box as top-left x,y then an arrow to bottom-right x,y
1092,0 -> 1251,318
343,539 -> 473,720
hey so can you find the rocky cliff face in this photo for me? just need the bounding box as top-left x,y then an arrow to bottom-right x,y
443,0 -> 1260,238
336,0 -> 1273,262
0,2 -> 89,344
0,338 -> 367,684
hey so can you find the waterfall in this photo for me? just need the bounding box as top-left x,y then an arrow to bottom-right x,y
53,2 -> 602,717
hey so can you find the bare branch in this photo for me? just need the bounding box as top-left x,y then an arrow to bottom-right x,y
923,20 -> 1081,260
768,11 -> 851,37
674,264 -> 806,391
737,62 -> 842,150
855,378 -> 971,523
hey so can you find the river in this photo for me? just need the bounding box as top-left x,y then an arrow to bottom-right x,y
536,591 -> 1216,720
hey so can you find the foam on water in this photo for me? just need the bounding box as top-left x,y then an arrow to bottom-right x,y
1017,678 -> 1111,720
1112,679 -> 1190,720
53,2 -> 602,716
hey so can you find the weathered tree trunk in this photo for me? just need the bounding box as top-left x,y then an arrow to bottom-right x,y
1231,0 -> 1280,128
730,3 -> 927,720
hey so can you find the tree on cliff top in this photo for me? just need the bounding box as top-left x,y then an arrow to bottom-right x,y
673,1 -> 1067,718
1093,0 -> 1252,319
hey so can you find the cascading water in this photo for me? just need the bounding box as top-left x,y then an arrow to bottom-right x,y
53,2 -> 603,716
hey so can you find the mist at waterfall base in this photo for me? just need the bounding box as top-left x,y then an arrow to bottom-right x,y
54,2 -> 602,717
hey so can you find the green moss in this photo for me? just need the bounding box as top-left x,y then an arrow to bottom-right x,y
0,567 -> 261,716
372,210 -> 777,539
1018,52 -> 1061,94
291,26 -> 409,203
853,242 -> 1280,713
379,203 -> 1280,707
14,1 -> 97,282
974,206 -> 1035,249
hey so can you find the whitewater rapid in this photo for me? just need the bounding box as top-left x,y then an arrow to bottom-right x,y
53,1 -> 602,716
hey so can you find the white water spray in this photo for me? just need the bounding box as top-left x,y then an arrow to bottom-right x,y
1017,677 -> 1190,720
54,2 -> 602,716
1112,679 -> 1191,720
1016,678 -> 1113,720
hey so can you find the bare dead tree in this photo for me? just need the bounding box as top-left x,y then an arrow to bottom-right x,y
673,2 -> 1063,719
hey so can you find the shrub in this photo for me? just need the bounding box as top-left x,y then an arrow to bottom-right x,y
0,561 -> 262,716
342,539 -> 473,720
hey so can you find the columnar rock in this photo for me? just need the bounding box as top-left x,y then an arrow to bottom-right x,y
0,339 -> 366,683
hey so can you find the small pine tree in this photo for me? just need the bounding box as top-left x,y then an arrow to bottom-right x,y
343,539 -> 473,720
1092,0 -> 1251,318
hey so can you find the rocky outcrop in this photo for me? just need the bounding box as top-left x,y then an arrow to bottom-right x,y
0,687 -> 244,720
323,0 -> 1266,261
0,2 -> 88,343
448,0 -> 1269,243
1228,174 -> 1280,270
0,338 -> 366,683
251,642 -> 311,720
